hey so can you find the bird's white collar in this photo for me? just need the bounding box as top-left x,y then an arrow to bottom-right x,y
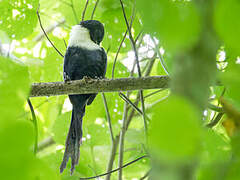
68,25 -> 101,50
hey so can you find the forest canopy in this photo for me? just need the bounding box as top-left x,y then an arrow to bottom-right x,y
0,0 -> 240,180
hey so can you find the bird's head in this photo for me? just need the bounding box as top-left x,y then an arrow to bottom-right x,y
80,20 -> 104,45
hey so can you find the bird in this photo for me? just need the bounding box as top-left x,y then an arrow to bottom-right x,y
60,20 -> 107,175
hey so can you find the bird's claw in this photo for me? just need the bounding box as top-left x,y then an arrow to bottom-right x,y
64,72 -> 71,82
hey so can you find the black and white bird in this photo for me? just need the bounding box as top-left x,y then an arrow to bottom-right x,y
60,20 -> 107,174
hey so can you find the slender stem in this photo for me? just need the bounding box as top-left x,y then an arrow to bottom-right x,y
206,112 -> 224,128
37,137 -> 55,152
151,36 -> 169,75
106,135 -> 120,180
119,0 -> 141,77
135,30 -> 143,43
144,89 -> 165,99
91,0 -> 100,20
82,0 -> 90,21
88,165 -> 98,178
118,95 -> 129,180
119,0 -> 148,137
63,38 -> 67,49
80,155 -> 148,179
27,99 -> 38,154
101,93 -> 114,143
208,103 -> 224,113
140,170 -> 151,180
119,92 -> 142,115
112,29 -> 128,79
126,58 -> 156,130
112,3 -> 136,79
70,0 -> 79,23
119,92 -> 151,123
36,5 -> 64,57
34,19 -> 66,42
90,146 -> 98,173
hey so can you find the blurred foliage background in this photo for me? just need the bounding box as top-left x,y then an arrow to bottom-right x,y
0,0 -> 240,179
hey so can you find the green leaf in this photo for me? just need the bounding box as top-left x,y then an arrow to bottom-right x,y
101,7 -> 129,53
0,0 -> 39,39
52,111 -> 71,145
106,61 -> 130,78
0,56 -> 30,122
196,130 -> 230,180
214,0 -> 240,54
137,0 -> 200,52
84,95 -> 105,125
84,124 -> 110,147
220,61 -> 240,109
126,128 -> 145,144
149,95 -> 202,161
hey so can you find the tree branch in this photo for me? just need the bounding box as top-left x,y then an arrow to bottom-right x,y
36,5 -> 64,58
79,155 -> 149,179
30,76 -> 170,97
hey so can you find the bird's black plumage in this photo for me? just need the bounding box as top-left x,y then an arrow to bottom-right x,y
60,20 -> 107,174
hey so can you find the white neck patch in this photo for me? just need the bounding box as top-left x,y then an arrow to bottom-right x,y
68,25 -> 101,50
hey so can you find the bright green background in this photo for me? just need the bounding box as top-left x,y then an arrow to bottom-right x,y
0,0 -> 240,179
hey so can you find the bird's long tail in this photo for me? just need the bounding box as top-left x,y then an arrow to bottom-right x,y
60,106 -> 85,174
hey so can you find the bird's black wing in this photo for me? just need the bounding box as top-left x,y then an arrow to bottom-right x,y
87,47 -> 107,105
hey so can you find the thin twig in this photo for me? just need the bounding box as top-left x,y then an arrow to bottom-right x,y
34,19 -> 65,42
79,155 -> 148,179
60,0 -> 78,23
27,99 -> 38,154
119,0 -> 141,77
135,30 -> 143,44
63,38 -> 67,49
82,0 -> 90,21
101,93 -> 114,143
208,103 -> 224,113
70,0 -> 79,23
112,4 -> 136,79
119,92 -> 142,115
59,0 -> 71,6
88,165 -> 99,180
106,135 -> 120,180
206,112 -> 225,128
111,29 -> 128,79
118,93 -> 129,180
37,137 -> 55,152
7,40 -> 12,57
91,0 -> 100,20
126,58 -> 156,131
40,12 -> 71,29
151,36 -> 169,75
140,169 -> 151,180
36,5 -> 64,57
144,89 -> 165,99
119,0 -> 148,138
119,92 -> 152,123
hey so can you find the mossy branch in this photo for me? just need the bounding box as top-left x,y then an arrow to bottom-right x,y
30,76 -> 170,97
